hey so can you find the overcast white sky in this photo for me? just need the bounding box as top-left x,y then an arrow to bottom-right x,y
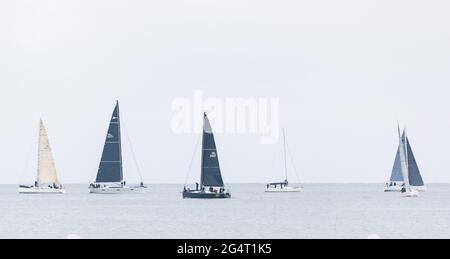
0,0 -> 449,184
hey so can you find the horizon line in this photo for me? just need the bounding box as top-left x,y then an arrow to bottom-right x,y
3,182 -> 450,185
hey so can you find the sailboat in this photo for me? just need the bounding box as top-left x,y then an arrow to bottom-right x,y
396,127 -> 419,197
19,119 -> 65,194
265,129 -> 302,193
384,127 -> 426,192
183,113 -> 231,199
89,101 -> 146,194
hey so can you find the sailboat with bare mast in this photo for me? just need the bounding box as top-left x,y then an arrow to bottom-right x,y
265,129 -> 302,193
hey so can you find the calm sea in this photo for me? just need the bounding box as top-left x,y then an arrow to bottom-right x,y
0,184 -> 449,239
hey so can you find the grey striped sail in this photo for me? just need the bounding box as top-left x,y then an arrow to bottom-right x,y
201,113 -> 224,187
389,132 -> 424,187
95,101 -> 123,183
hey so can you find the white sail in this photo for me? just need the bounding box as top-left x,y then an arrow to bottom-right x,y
398,128 -> 410,190
37,120 -> 60,185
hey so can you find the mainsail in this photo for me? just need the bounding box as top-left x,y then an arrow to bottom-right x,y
389,131 -> 424,186
406,137 -> 424,186
390,149 -> 403,182
37,120 -> 60,185
95,101 -> 123,183
398,130 -> 410,189
200,113 -> 224,187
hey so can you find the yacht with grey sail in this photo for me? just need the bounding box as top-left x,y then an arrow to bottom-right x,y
266,129 -> 302,192
19,119 -> 64,194
183,113 -> 231,199
89,101 -> 146,194
384,126 -> 426,193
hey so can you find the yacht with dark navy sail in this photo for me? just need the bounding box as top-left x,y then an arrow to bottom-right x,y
183,113 -> 231,199
89,101 -> 146,194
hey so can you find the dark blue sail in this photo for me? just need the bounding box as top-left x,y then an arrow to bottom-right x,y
200,114 -> 224,187
390,148 -> 403,182
95,102 -> 123,183
406,137 -> 424,187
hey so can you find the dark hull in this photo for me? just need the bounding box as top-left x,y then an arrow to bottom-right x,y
183,190 -> 231,199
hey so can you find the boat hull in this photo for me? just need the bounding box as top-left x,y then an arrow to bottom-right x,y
265,186 -> 303,193
89,186 -> 144,194
18,187 -> 65,194
183,190 -> 231,199
384,185 -> 426,192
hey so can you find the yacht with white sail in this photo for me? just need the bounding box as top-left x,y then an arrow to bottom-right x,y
89,101 -> 146,194
19,119 -> 64,194
265,129 -> 302,193
183,113 -> 231,199
384,127 -> 426,192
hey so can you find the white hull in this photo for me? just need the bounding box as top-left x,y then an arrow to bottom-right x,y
89,186 -> 144,194
265,186 -> 303,193
384,185 -> 426,192
19,187 -> 65,194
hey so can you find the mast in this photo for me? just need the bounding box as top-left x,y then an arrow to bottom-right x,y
200,113 -> 206,189
398,125 -> 410,191
283,128 -> 288,182
116,101 -> 123,182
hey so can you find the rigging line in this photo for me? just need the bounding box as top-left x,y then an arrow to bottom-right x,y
184,134 -> 202,186
286,141 -> 302,184
283,129 -> 288,181
121,112 -> 144,183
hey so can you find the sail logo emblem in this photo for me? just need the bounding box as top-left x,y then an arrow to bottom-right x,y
210,152 -> 217,158
107,133 -> 114,139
